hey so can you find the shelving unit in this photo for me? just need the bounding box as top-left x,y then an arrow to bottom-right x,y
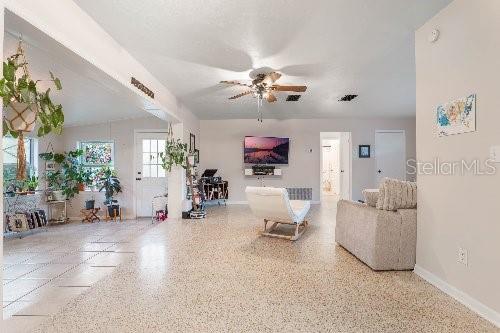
244,168 -> 282,176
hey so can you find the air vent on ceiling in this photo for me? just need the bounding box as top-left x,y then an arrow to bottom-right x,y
286,94 -> 302,101
338,94 -> 358,102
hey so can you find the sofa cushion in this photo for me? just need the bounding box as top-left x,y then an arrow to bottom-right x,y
376,178 -> 417,211
362,189 -> 379,207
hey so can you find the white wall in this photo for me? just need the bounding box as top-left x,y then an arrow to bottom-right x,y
200,118 -> 416,202
416,0 -> 500,324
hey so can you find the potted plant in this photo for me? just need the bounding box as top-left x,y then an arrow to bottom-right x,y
26,174 -> 39,194
1,40 -> 64,180
40,149 -> 87,200
98,166 -> 122,217
159,138 -> 188,172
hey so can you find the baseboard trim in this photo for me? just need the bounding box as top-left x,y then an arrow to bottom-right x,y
414,265 -> 500,328
225,200 -> 320,205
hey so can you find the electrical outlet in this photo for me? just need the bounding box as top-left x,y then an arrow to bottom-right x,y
458,247 -> 468,266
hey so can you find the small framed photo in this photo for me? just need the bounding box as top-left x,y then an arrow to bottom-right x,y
359,145 -> 371,158
45,161 -> 56,171
194,149 -> 200,165
189,133 -> 196,153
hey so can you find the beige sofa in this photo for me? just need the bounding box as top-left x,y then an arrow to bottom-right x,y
335,200 -> 417,271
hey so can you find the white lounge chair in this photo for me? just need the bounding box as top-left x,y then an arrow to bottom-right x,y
246,186 -> 311,241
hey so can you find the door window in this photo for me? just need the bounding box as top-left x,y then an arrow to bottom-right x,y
142,139 -> 166,178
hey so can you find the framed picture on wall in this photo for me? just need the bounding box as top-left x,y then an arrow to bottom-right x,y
194,149 -> 200,165
45,161 -> 56,171
359,145 -> 370,158
189,133 -> 196,153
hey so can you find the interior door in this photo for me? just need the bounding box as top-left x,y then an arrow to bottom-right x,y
339,132 -> 352,200
375,131 -> 406,184
135,132 -> 168,217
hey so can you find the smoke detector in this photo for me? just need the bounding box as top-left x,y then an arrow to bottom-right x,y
428,29 -> 440,43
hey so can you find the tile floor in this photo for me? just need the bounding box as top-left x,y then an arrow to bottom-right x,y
3,199 -> 499,332
2,219 -> 153,332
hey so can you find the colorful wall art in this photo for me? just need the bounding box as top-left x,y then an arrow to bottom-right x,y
437,94 -> 476,137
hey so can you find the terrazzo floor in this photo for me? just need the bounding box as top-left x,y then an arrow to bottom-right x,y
3,198 -> 499,332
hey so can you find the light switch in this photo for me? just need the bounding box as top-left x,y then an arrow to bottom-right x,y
490,146 -> 500,162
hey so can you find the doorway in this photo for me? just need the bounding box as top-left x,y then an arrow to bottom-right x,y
320,132 -> 352,203
134,131 -> 168,217
375,130 -> 406,183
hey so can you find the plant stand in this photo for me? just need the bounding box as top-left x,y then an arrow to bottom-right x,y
105,207 -> 122,222
81,207 -> 100,223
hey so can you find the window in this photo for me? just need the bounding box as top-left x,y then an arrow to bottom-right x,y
78,141 -> 114,189
3,136 -> 38,190
142,139 -> 166,178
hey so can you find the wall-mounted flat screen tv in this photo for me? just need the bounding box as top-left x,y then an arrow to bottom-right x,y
244,136 -> 289,164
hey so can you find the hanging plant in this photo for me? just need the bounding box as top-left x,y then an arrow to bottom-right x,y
160,138 -> 188,172
1,39 -> 64,180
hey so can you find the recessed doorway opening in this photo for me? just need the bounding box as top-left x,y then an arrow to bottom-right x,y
320,132 -> 352,203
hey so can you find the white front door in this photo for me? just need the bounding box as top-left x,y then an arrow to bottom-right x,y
135,132 -> 168,217
339,132 -> 352,200
375,130 -> 406,184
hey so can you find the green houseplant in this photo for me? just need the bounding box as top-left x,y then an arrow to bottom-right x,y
40,149 -> 88,200
1,40 -> 64,180
98,166 -> 122,216
25,174 -> 39,193
160,138 -> 188,172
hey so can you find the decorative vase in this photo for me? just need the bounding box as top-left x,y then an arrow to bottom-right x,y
85,200 -> 95,210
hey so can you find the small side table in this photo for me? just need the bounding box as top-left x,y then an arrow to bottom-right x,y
81,207 -> 100,223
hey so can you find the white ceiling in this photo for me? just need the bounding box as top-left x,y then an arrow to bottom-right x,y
74,0 -> 451,120
4,11 -> 163,127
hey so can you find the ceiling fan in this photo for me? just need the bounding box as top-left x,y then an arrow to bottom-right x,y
220,71 -> 307,103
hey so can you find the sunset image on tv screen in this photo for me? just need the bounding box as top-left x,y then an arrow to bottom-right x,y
244,136 -> 289,164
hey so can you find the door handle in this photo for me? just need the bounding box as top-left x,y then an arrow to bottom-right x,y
136,178 -> 142,181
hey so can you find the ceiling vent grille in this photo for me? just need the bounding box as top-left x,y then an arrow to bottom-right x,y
338,94 -> 358,102
286,94 -> 301,102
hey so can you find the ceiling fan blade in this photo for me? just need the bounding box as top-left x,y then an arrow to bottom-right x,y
228,90 -> 253,100
220,80 -> 252,87
266,93 -> 277,103
272,85 -> 307,92
268,72 -> 282,83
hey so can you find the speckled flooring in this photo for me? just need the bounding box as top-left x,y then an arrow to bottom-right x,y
4,199 -> 499,332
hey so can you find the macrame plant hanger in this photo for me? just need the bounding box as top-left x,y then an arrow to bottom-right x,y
12,38 -> 37,180
166,122 -> 174,143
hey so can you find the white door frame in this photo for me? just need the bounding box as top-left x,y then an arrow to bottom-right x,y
319,132 -> 352,201
133,129 -> 168,218
374,130 -> 406,182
